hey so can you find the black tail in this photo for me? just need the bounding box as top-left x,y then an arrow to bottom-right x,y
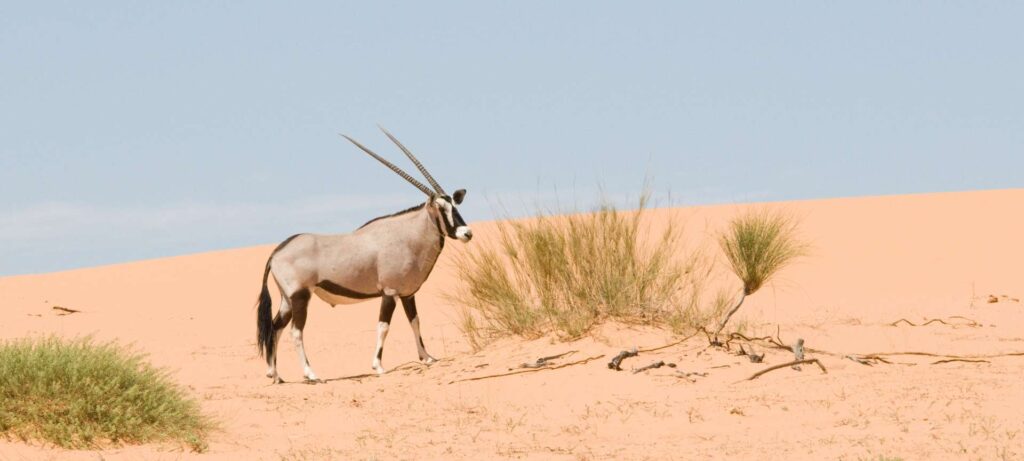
256,234 -> 303,359
256,257 -> 275,359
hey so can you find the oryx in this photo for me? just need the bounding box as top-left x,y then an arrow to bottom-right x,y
255,128 -> 472,383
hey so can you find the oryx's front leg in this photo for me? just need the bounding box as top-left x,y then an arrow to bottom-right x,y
372,296 -> 397,375
401,295 -> 436,364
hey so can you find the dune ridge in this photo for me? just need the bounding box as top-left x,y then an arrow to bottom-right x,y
2,189 -> 1022,460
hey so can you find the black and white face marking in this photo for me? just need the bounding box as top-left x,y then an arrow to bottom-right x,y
434,190 -> 472,242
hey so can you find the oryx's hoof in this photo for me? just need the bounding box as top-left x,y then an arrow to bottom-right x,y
303,378 -> 323,385
422,356 -> 437,365
272,376 -> 284,384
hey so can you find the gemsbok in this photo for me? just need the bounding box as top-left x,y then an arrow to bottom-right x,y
255,128 -> 472,383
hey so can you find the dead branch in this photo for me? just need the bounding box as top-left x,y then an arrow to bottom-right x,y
863,351 -> 1024,360
631,360 -> 674,374
931,358 -> 991,365
745,359 -> 828,381
638,331 -> 702,353
607,347 -> 639,371
514,350 -> 578,370
844,355 -> 879,366
674,370 -> 708,382
52,306 -> 80,315
889,317 -> 980,328
449,354 -> 605,384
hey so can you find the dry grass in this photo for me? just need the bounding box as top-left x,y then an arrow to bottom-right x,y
0,337 -> 211,451
454,193 -> 708,348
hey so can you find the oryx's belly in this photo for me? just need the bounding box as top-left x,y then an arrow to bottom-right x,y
311,279 -> 381,307
312,287 -> 366,306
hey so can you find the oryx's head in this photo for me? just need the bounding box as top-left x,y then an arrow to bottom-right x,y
342,127 -> 473,243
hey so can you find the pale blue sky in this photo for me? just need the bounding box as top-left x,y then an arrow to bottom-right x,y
2,2 -> 1021,275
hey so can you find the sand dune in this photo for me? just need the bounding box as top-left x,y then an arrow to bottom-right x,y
2,189 -> 1022,460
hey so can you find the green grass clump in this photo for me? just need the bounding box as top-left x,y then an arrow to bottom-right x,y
715,208 -> 808,334
455,194 -> 705,347
0,337 -> 211,451
719,208 -> 807,296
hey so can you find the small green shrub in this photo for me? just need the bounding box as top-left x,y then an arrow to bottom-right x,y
0,337 -> 211,451
454,194 -> 706,346
715,208 -> 808,334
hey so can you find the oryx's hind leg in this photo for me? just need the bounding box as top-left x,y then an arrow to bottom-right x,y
372,296 -> 397,375
401,296 -> 437,364
266,294 -> 294,384
287,289 -> 319,382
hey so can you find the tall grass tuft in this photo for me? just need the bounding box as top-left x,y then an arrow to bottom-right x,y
0,337 -> 211,451
714,208 -> 808,335
455,194 -> 705,347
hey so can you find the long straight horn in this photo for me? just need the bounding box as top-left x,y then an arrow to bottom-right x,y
341,134 -> 433,196
378,126 -> 446,195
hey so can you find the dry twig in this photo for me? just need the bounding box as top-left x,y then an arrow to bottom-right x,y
607,347 -> 639,371
639,331 -> 702,353
931,358 -> 991,365
631,360 -> 674,374
52,306 -> 80,315
449,354 -> 605,384
674,371 -> 708,382
889,316 -> 980,328
745,358 -> 827,381
514,350 -> 577,369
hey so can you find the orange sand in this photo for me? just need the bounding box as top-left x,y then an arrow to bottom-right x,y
1,189 -> 1022,460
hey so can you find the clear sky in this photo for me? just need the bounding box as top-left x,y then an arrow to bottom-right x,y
2,2 -> 1021,276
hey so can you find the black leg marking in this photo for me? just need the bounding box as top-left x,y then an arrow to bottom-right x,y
269,309 -> 292,368
401,295 -> 418,321
379,296 -> 397,323
376,347 -> 384,360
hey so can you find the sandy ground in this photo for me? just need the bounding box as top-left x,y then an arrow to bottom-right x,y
1,189 -> 1023,460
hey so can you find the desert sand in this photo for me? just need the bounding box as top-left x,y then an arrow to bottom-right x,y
1,189 -> 1022,460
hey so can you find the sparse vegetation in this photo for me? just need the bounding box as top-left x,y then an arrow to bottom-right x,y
0,336 -> 211,451
714,208 -> 808,335
454,193 -> 708,348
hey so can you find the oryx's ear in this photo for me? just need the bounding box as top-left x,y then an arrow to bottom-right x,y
452,189 -> 466,205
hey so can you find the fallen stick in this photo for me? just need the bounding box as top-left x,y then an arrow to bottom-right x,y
931,358 -> 991,365
862,351 -> 1024,360
745,359 -> 827,381
52,306 -> 80,315
449,354 -> 605,384
889,317 -> 980,328
514,350 -> 578,369
844,355 -> 878,366
631,360 -> 673,374
639,331 -> 702,353
607,347 -> 638,371
674,371 -> 708,382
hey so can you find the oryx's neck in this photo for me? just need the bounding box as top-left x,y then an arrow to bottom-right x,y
358,202 -> 444,254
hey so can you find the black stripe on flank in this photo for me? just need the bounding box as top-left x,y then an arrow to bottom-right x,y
315,280 -> 381,299
358,203 -> 425,230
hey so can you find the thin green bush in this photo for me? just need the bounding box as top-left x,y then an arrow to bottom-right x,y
0,337 -> 211,451
714,208 -> 808,335
455,195 -> 705,347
